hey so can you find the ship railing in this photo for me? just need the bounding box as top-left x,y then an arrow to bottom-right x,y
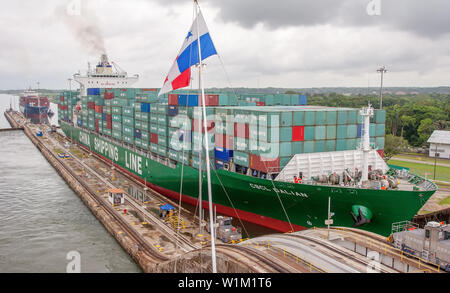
391,220 -> 419,234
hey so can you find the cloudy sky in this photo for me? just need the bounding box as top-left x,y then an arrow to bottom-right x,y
1,0 -> 450,90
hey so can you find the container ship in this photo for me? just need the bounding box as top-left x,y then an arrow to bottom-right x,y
57,55 -> 437,237
19,88 -> 50,124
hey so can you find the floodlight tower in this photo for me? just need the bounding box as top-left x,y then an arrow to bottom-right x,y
376,66 -> 387,109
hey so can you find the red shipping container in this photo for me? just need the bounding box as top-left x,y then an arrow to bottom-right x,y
106,114 -> 112,122
142,88 -> 158,92
95,105 -> 103,113
107,120 -> 112,130
292,126 -> 304,141
150,133 -> 158,144
234,123 -> 249,139
192,119 -> 215,133
60,96 -> 64,101
200,94 -> 219,106
88,102 -> 95,109
104,92 -> 114,100
95,119 -> 99,132
377,149 -> 384,158
255,101 -> 266,106
249,154 -> 280,173
215,134 -> 234,149
168,94 -> 178,105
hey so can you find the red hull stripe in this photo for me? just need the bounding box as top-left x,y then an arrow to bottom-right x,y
74,141 -> 306,233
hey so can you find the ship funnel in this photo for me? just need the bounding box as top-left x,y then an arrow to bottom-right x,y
101,54 -> 108,64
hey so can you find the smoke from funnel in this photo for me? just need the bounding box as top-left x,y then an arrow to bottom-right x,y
56,2 -> 107,56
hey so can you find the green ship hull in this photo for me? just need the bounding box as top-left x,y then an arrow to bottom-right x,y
61,121 -> 436,236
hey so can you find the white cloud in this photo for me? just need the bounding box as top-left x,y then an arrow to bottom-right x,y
0,0 -> 449,89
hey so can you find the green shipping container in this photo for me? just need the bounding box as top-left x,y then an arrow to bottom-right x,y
337,125 -> 347,139
293,111 -> 304,126
326,125 -> 336,140
280,142 -> 292,157
112,114 -> 122,122
292,141 -> 303,154
348,110 -> 357,124
304,141 -> 314,153
375,137 -> 385,149
337,110 -> 348,124
375,124 -> 385,137
315,126 -> 326,140
374,110 -> 386,124
234,151 -> 249,167
304,111 -> 315,126
315,111 -> 326,125
346,124 -> 357,139
325,140 -> 336,152
314,140 -> 325,152
304,126 -> 315,140
346,138 -> 356,150
336,139 -> 346,151
123,116 -> 134,127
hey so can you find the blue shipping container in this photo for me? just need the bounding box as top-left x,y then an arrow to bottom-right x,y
141,103 -> 150,113
215,147 -> 233,162
178,95 -> 187,106
168,105 -> 179,116
357,124 -> 363,137
135,129 -> 142,139
102,113 -> 107,121
87,88 -> 100,95
215,159 -> 225,170
299,94 -> 307,105
187,95 -> 199,107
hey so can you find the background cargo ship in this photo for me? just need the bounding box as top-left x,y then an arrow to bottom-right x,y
57,55 -> 437,237
19,89 -> 50,124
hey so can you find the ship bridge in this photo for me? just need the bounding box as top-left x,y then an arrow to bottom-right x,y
74,54 -> 139,96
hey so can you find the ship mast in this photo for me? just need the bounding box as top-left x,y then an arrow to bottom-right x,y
195,0 -> 217,273
360,104 -> 374,183
37,81 -> 41,124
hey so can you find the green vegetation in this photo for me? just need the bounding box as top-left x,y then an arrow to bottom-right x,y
384,134 -> 409,160
439,197 -> 450,205
290,93 -> 449,147
392,154 -> 450,165
387,159 -> 450,182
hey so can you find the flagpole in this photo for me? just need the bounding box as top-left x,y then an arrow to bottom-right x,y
198,69 -> 203,235
195,0 -> 217,273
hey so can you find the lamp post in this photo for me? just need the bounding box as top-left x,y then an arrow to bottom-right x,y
377,66 -> 387,110
433,144 -> 439,180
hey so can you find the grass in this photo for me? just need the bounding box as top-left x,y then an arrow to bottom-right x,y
387,159 -> 450,182
392,154 -> 450,165
439,197 -> 450,206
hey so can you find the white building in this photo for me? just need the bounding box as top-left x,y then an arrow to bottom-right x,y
427,130 -> 450,159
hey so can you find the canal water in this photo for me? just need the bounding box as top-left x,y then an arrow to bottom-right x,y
0,94 -> 141,273
0,93 -> 277,273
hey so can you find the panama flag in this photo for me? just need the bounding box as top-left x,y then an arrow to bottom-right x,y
159,11 -> 217,96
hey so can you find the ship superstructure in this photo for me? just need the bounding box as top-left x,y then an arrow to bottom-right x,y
73,54 -> 139,96
19,88 -> 50,124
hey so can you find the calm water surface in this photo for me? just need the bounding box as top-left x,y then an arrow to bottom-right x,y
0,94 -> 140,273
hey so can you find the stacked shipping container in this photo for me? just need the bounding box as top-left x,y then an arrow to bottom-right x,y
60,89 -> 385,178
